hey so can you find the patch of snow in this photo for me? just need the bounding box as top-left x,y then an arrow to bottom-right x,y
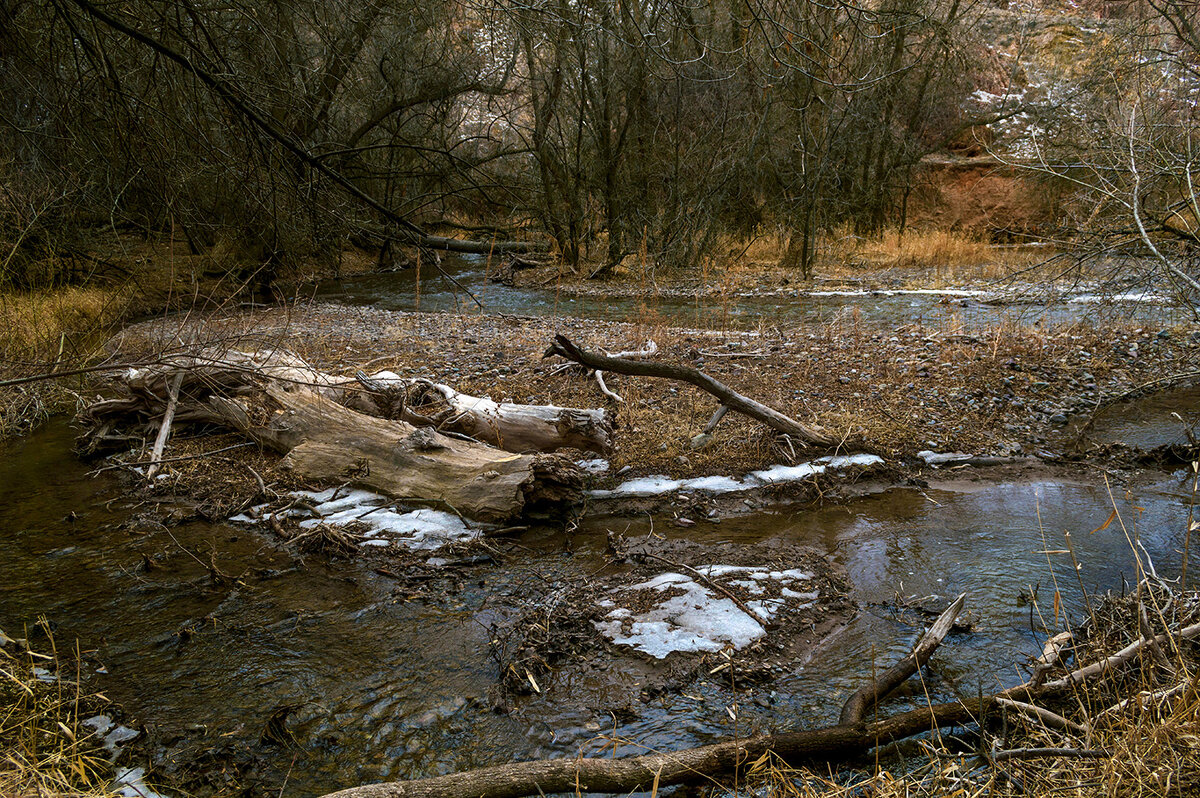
750,463 -> 827,483
595,566 -> 817,659
1069,291 -> 1171,305
114,767 -> 170,798
819,454 -> 884,468
680,475 -> 745,493
590,456 -> 883,498
234,489 -> 478,550
577,458 -> 611,474
602,476 -> 683,496
83,715 -> 114,735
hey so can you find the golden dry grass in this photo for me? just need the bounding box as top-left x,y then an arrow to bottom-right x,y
0,631 -> 120,798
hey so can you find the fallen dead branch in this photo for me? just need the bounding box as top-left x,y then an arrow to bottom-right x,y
544,335 -> 839,448
840,593 -> 966,725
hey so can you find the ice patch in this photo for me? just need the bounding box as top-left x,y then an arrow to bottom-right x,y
820,454 -> 884,469
114,767 -> 169,798
236,489 -> 478,550
595,566 -> 817,658
1069,291 -> 1171,305
750,463 -> 826,483
577,458 -> 611,474
681,475 -> 745,493
83,715 -> 115,735
590,456 -> 882,498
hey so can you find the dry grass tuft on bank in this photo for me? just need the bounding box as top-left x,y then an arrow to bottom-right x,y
0,630 -> 120,798
741,581 -> 1200,798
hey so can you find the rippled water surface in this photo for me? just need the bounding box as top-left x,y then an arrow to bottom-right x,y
4,421 -> 1199,795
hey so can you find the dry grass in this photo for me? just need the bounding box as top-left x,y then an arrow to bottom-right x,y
739,581 -> 1200,798
0,630 -> 120,798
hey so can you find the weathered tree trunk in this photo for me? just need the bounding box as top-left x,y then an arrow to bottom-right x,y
353,373 -> 612,454
80,349 -> 611,456
78,349 -> 588,521
209,385 -> 579,522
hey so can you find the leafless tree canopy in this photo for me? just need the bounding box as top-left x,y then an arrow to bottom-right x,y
4,0 -> 1195,288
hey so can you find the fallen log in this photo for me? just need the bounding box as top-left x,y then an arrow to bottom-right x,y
80,349 -> 611,456
840,593 -> 966,724
209,384 -> 581,522
420,235 -> 548,256
78,350 -> 586,521
353,372 -> 612,454
545,335 -> 838,448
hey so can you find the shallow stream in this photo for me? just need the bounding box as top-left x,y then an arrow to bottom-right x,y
312,254 -> 1195,330
3,422 -> 1199,796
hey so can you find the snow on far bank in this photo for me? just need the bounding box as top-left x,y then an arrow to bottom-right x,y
594,566 -> 818,659
231,488 -> 478,550
590,454 -> 883,498
1068,291 -> 1172,305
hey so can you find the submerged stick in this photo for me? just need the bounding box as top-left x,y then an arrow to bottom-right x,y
840,593 -> 967,725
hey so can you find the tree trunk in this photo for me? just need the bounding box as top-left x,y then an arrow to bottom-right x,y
210,384 -> 580,522
80,349 -> 611,456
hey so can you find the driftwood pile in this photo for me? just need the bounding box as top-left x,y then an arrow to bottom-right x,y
79,348 -> 610,521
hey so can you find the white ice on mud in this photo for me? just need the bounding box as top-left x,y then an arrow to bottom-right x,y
231,488 -> 478,550
589,454 -> 883,498
594,566 -> 818,659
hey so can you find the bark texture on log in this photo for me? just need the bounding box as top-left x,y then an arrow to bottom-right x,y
80,349 -> 611,456
840,593 -> 966,725
78,349 -> 586,521
211,385 -> 579,522
545,335 -> 839,448
353,373 -> 612,454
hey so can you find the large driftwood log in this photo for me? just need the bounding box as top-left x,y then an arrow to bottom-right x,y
208,384 -> 579,521
353,372 -> 612,454
545,335 -> 839,448
80,349 -> 611,455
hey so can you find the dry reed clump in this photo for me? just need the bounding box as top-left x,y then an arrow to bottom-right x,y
0,286 -> 133,438
740,582 -> 1200,798
0,629 -> 121,798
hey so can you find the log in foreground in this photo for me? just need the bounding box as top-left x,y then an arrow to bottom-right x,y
840,593 -> 966,724
545,335 -> 838,448
81,348 -> 611,455
321,597 -> 970,798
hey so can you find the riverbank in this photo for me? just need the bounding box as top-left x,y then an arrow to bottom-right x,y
107,301 -> 1200,482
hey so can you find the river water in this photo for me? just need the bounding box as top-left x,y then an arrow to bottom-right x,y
3,419 -> 1199,795
311,254 -> 1197,330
